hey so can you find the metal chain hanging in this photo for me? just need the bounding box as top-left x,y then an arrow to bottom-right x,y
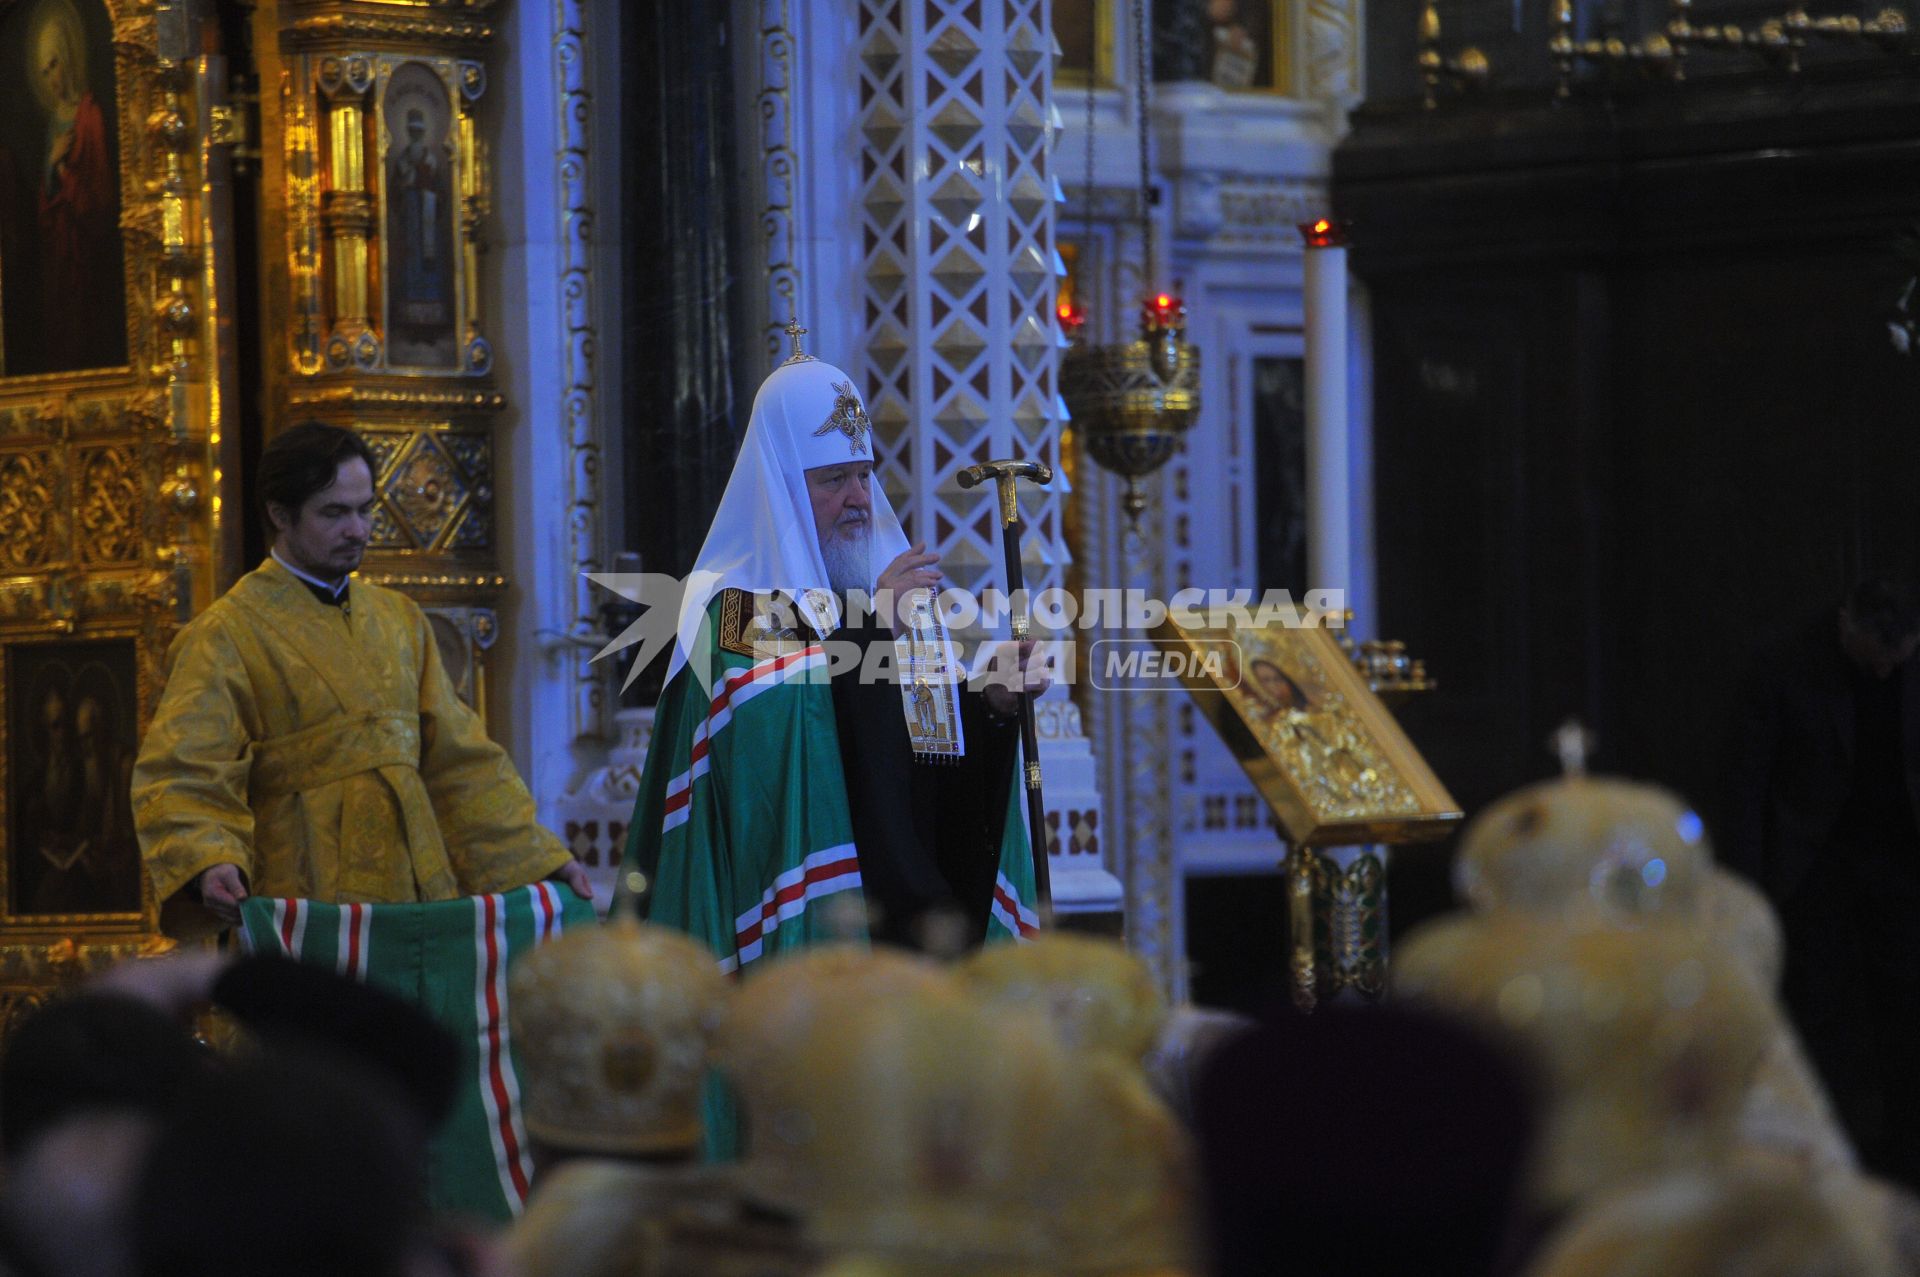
1071,0 -> 1098,339
1084,12 -> 1098,229
1131,0 -> 1157,293
1056,0 -> 1202,530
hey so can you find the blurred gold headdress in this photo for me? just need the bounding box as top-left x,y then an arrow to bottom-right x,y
1397,914 -> 1773,1209
507,916 -> 728,1157
959,933 -> 1168,1064
1453,774 -> 1712,922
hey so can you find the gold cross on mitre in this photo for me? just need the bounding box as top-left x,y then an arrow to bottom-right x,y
813,380 -> 872,456
781,316 -> 816,366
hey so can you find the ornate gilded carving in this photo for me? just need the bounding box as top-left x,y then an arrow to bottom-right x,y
0,0 -> 237,1019
383,433 -> 469,548
440,432 -> 487,478
110,391 -> 169,437
282,14 -> 497,51
369,504 -> 404,545
0,407 -> 48,442
150,52 -> 199,385
0,933 -> 176,998
1327,851 -> 1387,999
320,86 -> 374,347
357,427 -> 490,554
288,386 -> 506,411
272,99 -> 316,370
1287,845 -> 1325,1012
0,454 -> 56,572
361,429 -> 409,478
1281,847 -> 1390,1012
358,572 -> 508,592
81,569 -> 179,621
76,447 -> 144,565
450,505 -> 488,550
455,65 -> 490,374
251,1 -> 513,720
286,50 -> 488,377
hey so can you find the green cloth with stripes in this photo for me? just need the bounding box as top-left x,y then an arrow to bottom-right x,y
622,593 -> 1040,1156
238,885 -> 595,1223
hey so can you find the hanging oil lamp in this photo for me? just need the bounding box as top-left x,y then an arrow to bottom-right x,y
1060,291 -> 1201,527
1059,0 -> 1201,530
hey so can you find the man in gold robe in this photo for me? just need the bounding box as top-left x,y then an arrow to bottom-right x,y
134,423 -> 588,933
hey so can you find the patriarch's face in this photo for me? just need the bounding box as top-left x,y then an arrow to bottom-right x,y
806,461 -> 874,551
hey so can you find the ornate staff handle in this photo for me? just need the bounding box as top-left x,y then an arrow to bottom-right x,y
956,459 -> 1055,916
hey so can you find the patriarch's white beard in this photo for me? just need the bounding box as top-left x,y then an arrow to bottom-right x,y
820,524 -> 871,595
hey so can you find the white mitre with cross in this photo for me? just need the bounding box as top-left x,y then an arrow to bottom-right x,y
665,320 -> 911,680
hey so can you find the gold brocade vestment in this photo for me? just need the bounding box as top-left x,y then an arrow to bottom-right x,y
133,558 -> 569,928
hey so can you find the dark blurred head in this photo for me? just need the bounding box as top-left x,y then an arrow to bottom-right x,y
1840,574 -> 1920,679
0,994 -> 205,1159
132,1050 -> 431,1277
1194,1002 -> 1537,1277
212,954 -> 460,1133
1,1111 -> 157,1277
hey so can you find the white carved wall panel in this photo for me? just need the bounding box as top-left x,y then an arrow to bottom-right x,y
854,0 -> 1069,600
851,0 -> 1116,913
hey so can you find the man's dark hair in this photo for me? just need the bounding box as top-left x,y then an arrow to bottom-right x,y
0,993 -> 207,1155
1195,1003 -> 1537,1277
255,423 -> 377,535
133,1050 -> 431,1277
1842,573 -> 1920,648
212,954 -> 461,1132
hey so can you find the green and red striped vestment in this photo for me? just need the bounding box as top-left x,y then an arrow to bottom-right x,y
238,884 -> 594,1223
624,593 -> 1040,972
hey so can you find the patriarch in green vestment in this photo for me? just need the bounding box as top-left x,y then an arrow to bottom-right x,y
619,337 -> 1043,977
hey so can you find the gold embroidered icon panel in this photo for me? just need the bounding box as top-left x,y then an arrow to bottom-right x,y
1153,615 -> 1462,847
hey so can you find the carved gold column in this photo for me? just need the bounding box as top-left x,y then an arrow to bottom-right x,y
319,67 -> 375,353
255,2 -> 504,716
457,105 -> 488,357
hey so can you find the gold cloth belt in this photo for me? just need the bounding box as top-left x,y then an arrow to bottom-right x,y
250,710 -> 422,798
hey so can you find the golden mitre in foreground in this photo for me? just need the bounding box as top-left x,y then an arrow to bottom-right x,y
1524,1163 -> 1900,1277
1435,756 -> 1856,1179
1453,771 -> 1712,921
960,932 -> 1168,1064
728,965 -> 1070,1273
1397,913 -> 1774,1209
507,915 -> 728,1156
720,944 -> 947,1150
722,943 -> 947,1061
1453,762 -> 1788,989
722,941 -> 1198,1277
959,933 -> 1198,1276
1049,1057 -> 1200,1277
